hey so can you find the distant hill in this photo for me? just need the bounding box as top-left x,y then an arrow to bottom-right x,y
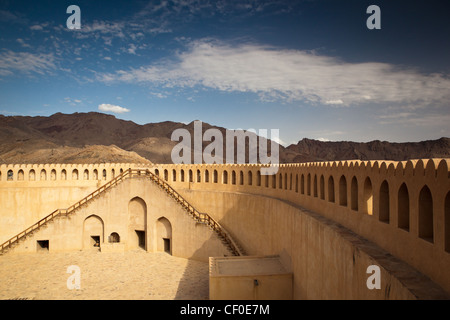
283,137 -> 450,163
0,112 -> 448,164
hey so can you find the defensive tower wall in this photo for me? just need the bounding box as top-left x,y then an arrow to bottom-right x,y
150,159 -> 450,295
0,159 -> 449,299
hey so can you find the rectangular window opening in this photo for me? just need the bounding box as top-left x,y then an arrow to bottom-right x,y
37,240 -> 49,252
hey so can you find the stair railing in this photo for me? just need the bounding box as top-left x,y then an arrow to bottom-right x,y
1,168 -> 244,256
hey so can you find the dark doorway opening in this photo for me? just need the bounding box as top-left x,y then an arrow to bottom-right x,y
37,240 -> 49,252
91,236 -> 100,248
136,230 -> 146,249
163,238 -> 171,254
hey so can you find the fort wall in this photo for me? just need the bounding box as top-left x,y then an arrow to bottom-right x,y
6,177 -> 230,261
150,159 -> 450,294
0,159 -> 449,298
0,163 -> 147,244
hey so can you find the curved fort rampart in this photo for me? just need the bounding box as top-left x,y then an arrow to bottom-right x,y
150,159 -> 450,297
0,159 -> 449,299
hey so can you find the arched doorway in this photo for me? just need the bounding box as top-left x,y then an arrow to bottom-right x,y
83,215 -> 104,250
128,197 -> 147,250
156,217 -> 172,255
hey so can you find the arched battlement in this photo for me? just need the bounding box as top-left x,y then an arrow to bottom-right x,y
437,159 -> 449,179
415,159 -> 426,177
404,160 -> 415,176
0,162 -> 150,182
0,159 -> 449,295
147,159 -> 450,293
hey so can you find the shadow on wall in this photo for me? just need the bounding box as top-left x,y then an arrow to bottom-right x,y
172,195 -> 280,300
173,198 -> 247,300
173,234 -> 217,300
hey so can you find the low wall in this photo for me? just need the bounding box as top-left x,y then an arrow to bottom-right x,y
209,256 -> 293,300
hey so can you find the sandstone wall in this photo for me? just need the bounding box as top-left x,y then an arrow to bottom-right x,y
1,159 -> 449,299
0,163 -> 147,244
6,177 -> 230,261
151,159 -> 450,295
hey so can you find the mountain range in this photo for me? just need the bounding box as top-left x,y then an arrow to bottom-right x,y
0,112 -> 448,164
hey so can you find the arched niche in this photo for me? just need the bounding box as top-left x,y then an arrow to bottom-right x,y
83,215 -> 104,250
128,197 -> 147,250
156,217 -> 172,255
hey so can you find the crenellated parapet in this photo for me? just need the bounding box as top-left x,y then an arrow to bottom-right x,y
0,159 -> 449,293
150,159 -> 450,293
0,163 -> 151,182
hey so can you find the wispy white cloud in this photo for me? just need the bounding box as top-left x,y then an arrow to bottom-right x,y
78,21 -> 126,37
0,10 -> 28,24
64,97 -> 83,106
325,99 -> 344,105
98,103 -> 130,114
30,23 -> 49,31
16,38 -> 31,48
97,39 -> 450,108
0,50 -> 56,76
377,112 -> 450,127
30,24 -> 43,31
127,44 -> 137,55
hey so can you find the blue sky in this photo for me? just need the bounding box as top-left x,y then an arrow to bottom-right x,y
0,0 -> 449,145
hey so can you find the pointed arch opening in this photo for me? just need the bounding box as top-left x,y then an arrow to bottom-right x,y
156,217 -> 172,255
363,177 -> 373,215
379,180 -> 390,223
83,215 -> 104,250
307,174 -> 311,196
319,175 -> 325,200
445,192 -> 450,253
328,176 -> 335,203
418,185 -> 433,243
301,174 -> 305,195
40,169 -> 47,181
313,175 -> 318,197
351,176 -> 358,211
72,169 -> 79,180
29,169 -> 36,181
128,197 -> 147,250
398,183 -> 410,231
339,175 -> 347,206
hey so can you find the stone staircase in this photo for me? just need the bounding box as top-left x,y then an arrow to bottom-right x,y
148,170 -> 246,256
0,168 -> 246,256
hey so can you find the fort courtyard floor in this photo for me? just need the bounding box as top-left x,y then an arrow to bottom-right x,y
0,250 -> 209,300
